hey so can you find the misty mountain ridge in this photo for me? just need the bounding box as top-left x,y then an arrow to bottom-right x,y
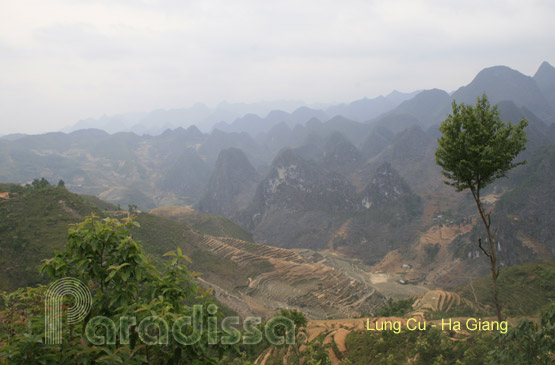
1,61 -> 553,212
63,100 -> 330,136
1,60 -> 555,299
60,91 -> 419,138
50,62 -> 555,153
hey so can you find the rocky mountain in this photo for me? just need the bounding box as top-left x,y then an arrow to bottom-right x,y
321,132 -> 364,174
292,133 -> 326,162
496,101 -> 555,158
248,149 -> 358,216
360,163 -> 414,208
236,149 -> 359,249
2,61 -> 554,278
318,116 -> 373,146
197,148 -> 259,217
381,89 -> 451,129
368,63 -> 555,142
11,62 -> 547,215
3,61 -> 555,328
325,90 -> 420,122
160,148 -> 212,203
534,61 -> 555,115
260,121 -> 294,154
337,163 -> 423,263
197,128 -> 269,167
0,126 -> 271,209
360,126 -> 395,159
253,115 -> 374,160
357,125 -> 443,194
451,65 -> 554,122
214,106 -> 330,137
233,146 -> 426,256
64,100 -> 317,135
494,145 -> 555,259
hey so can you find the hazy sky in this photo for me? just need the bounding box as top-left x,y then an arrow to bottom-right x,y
1,0 -> 554,135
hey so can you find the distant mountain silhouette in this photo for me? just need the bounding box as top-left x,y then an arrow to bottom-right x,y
64,100 -> 318,135
198,129 -> 269,167
321,131 -> 363,174
360,126 -> 395,159
452,65 -> 554,121
215,106 -> 329,137
534,61 -> 555,122
197,148 -> 259,217
160,148 -> 212,201
326,90 -> 419,122
372,89 -> 451,132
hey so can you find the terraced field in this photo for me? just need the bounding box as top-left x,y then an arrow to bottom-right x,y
198,235 -> 386,319
409,290 -> 481,319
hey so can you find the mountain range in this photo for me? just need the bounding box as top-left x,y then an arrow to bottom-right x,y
1,61 -> 554,292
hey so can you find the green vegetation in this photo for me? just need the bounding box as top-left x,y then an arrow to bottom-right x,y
435,93 -> 528,321
232,309 -> 331,365
344,327 -> 490,364
79,194 -> 117,211
375,297 -> 415,317
343,303 -> 555,364
424,243 -> 440,263
1,184 -> 553,363
131,211 -> 270,293
492,303 -> 555,364
457,260 -> 555,316
149,206 -> 254,242
1,215 -> 232,364
132,212 -> 197,257
0,182 -> 105,291
192,214 -> 253,242
0,182 -> 261,295
0,182 -> 198,292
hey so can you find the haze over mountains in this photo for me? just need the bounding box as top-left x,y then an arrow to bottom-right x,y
52,90 -> 419,137
1,61 -> 555,290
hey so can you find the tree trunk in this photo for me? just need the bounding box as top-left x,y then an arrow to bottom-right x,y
472,189 -> 504,322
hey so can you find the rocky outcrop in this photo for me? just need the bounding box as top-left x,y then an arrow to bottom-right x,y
159,148 -> 212,201
320,132 -> 363,174
360,126 -> 394,159
248,149 -> 358,218
359,162 -> 413,209
197,148 -> 259,217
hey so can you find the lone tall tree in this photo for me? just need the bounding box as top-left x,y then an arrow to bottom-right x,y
435,93 -> 528,321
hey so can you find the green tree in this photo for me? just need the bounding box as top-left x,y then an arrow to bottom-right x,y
435,93 -> 528,321
278,309 -> 308,330
128,204 -> 138,214
31,177 -> 50,189
0,214 -> 229,364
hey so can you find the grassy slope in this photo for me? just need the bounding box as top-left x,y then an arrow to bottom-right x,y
0,183 -> 263,295
0,184 -> 104,291
456,260 -> 555,316
148,206 -> 254,242
133,211 -> 270,291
